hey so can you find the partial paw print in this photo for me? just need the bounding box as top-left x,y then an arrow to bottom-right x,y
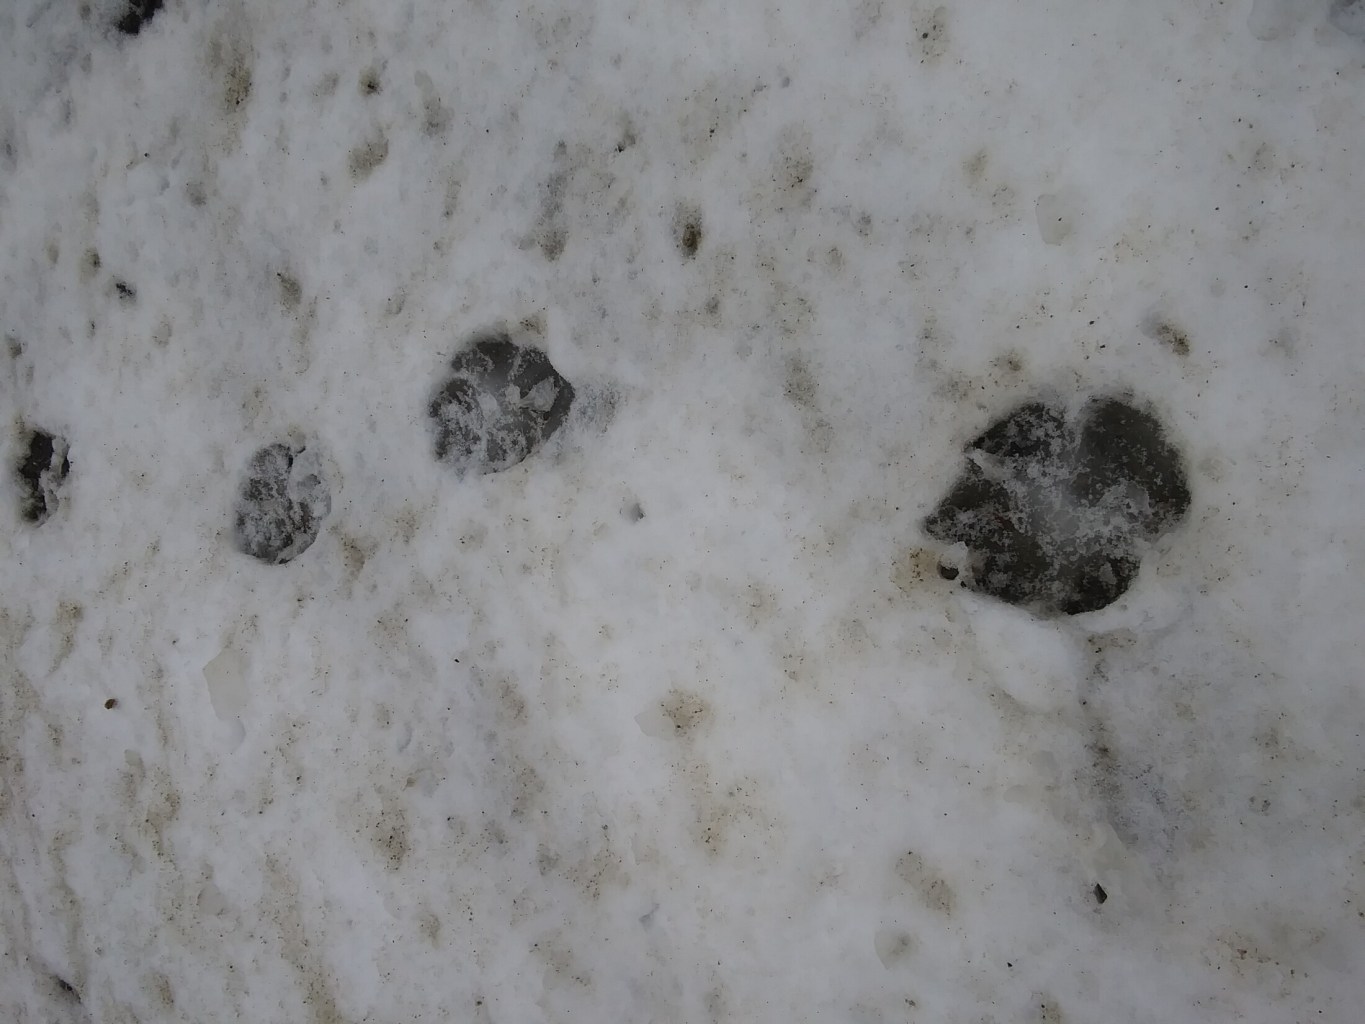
15,426 -> 70,526
1248,0 -> 1363,40
233,442 -> 331,565
925,397 -> 1190,615
428,332 -> 575,476
1331,0 -> 1365,38
115,0 -> 163,36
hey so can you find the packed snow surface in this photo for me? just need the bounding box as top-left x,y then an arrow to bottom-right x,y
2,1 -> 1364,1021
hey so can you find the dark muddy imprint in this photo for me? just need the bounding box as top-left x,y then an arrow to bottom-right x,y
428,334 -> 574,476
925,397 -> 1190,615
233,442 -> 330,564
16,427 -> 69,525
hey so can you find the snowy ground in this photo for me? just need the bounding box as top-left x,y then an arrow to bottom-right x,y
3,1 -> 1364,1021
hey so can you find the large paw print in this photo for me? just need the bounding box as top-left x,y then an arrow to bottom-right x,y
428,333 -> 575,475
233,443 -> 331,565
924,397 -> 1190,615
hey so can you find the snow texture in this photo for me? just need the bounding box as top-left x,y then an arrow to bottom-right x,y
2,0 -> 1364,1022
